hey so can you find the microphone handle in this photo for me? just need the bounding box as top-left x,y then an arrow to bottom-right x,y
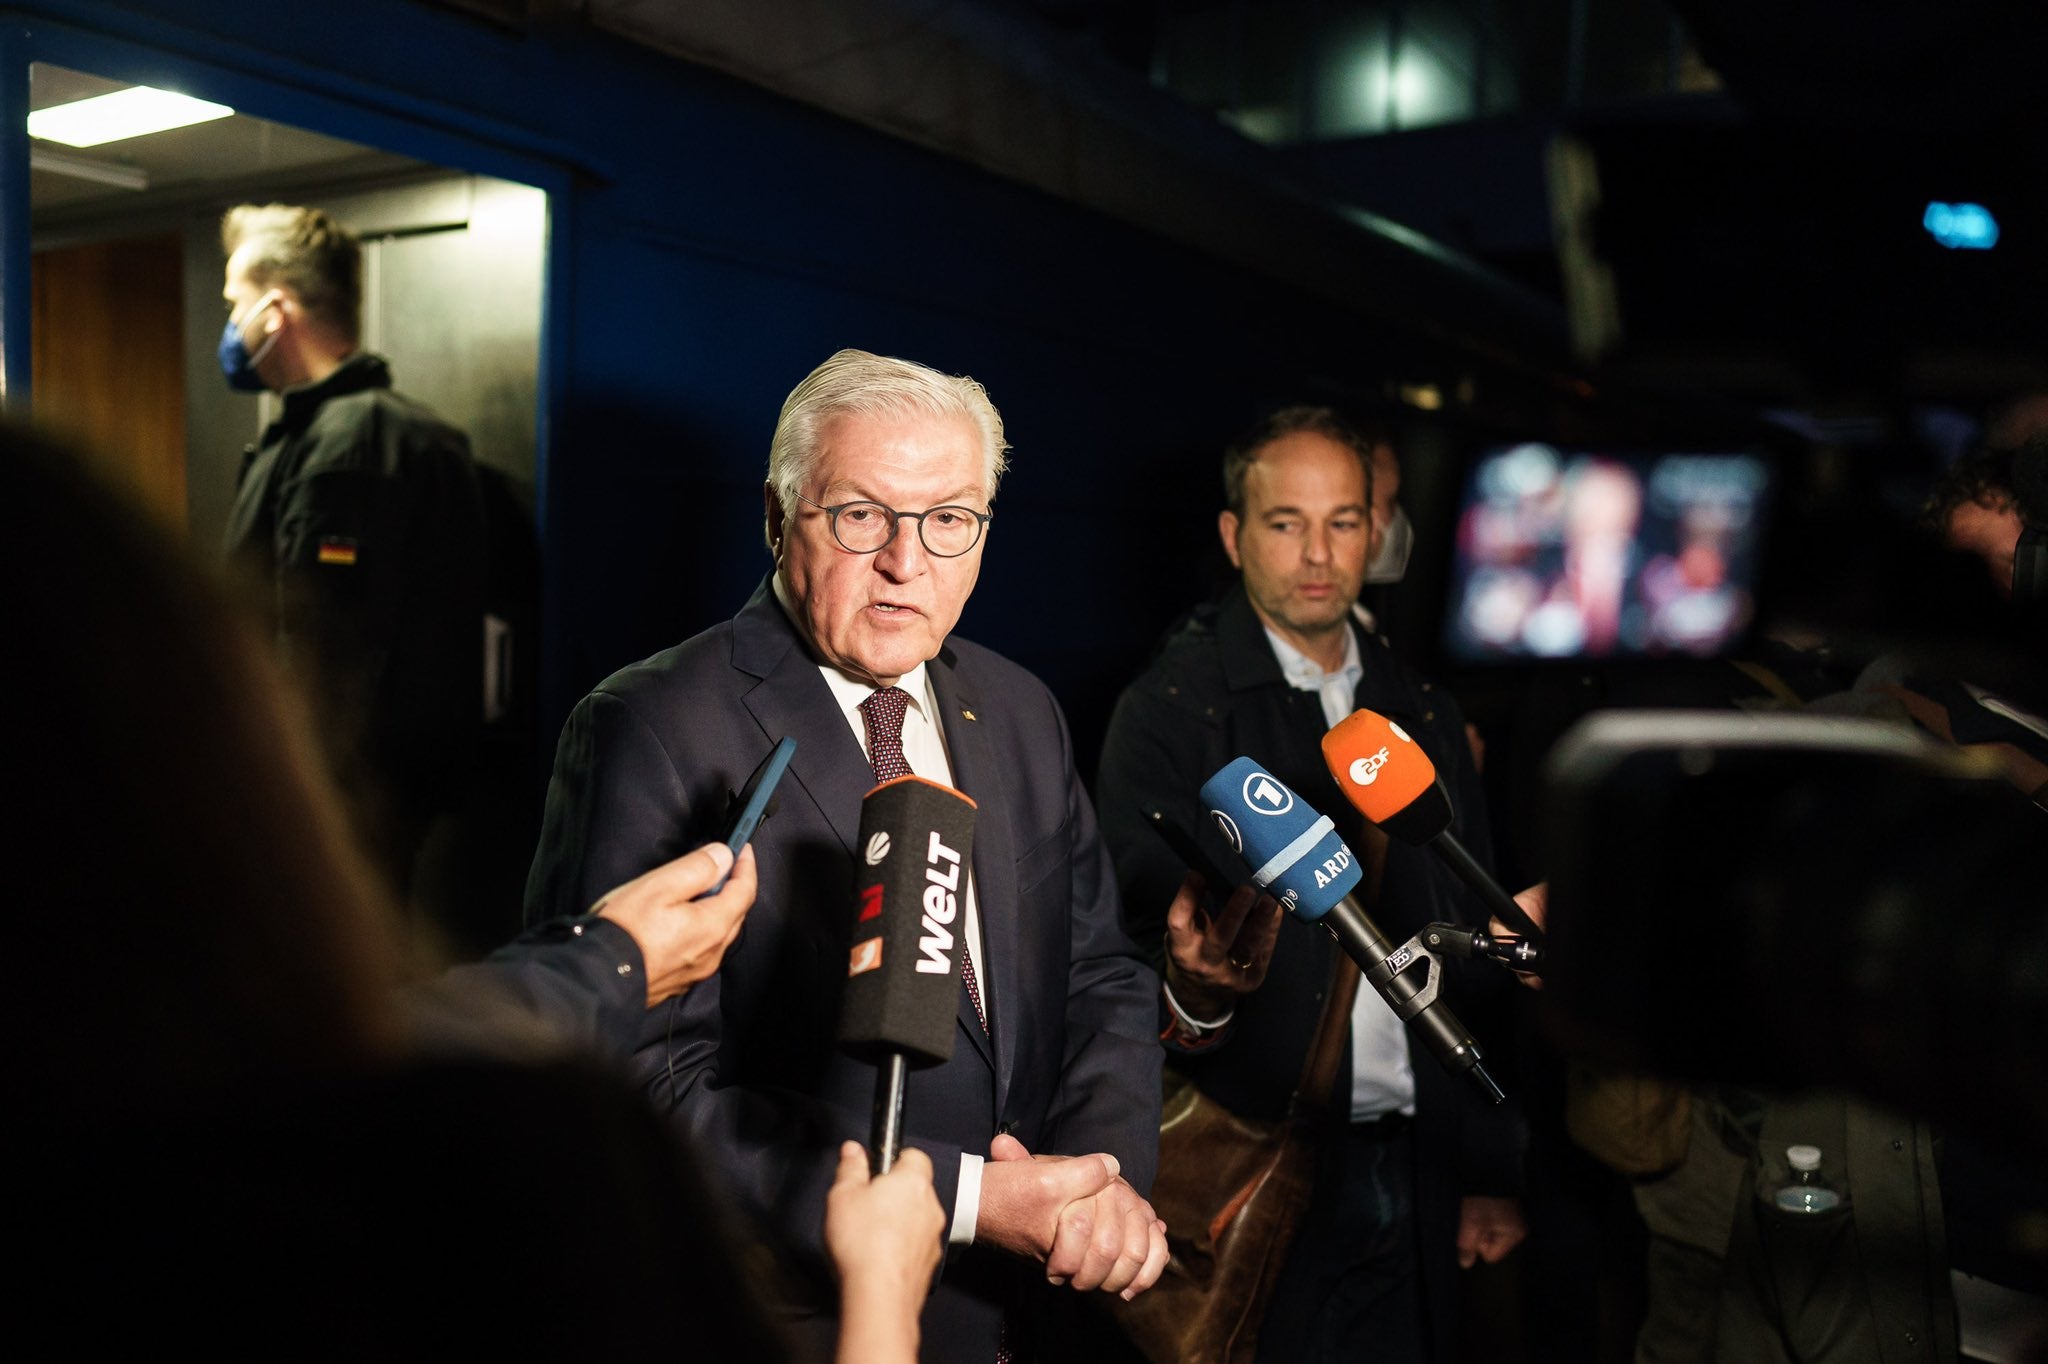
1323,897 -> 1506,1105
871,1052 -> 907,1174
1428,830 -> 1546,942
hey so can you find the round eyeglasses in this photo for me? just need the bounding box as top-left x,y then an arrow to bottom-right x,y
795,491 -> 992,558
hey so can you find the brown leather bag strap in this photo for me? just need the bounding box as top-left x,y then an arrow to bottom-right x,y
1297,822 -> 1389,1104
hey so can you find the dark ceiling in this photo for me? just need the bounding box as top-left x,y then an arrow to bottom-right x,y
1668,0 -> 2048,145
1009,0 -> 2048,401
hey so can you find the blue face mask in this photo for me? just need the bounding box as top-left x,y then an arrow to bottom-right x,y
218,295 -> 279,392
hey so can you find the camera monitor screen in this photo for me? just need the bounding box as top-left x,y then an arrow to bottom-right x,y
1444,445 -> 1773,662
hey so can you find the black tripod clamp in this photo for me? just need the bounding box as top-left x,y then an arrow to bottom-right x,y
1419,922 -> 1545,976
1362,924 -> 1543,1026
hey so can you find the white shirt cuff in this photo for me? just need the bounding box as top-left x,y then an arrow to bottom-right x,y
950,1152 -> 983,1246
1162,976 -> 1235,1031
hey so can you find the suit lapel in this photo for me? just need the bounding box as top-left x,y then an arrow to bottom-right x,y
930,652 -> 1009,1092
732,582 -> 871,858
733,583 -> 1003,1091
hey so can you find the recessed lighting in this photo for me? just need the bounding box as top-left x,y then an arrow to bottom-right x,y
29,85 -> 233,148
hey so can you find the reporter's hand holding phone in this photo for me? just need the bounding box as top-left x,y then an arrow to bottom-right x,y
592,842 -> 758,1007
1144,810 -> 1283,1019
593,737 -> 786,1004
1163,873 -> 1284,1018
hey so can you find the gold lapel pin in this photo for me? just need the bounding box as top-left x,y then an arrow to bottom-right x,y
961,708 -> 977,722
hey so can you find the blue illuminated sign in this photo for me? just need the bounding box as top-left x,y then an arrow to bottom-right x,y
1923,201 -> 1999,250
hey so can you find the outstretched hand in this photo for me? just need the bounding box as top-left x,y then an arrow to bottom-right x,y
826,1140 -> 945,1294
826,1141 -> 944,1364
1163,873 -> 1284,1018
593,842 -> 757,1006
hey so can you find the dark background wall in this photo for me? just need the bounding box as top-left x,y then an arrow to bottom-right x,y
6,0 -> 1575,781
529,29 -> 1490,765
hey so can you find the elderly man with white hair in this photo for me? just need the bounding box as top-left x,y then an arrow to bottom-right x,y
526,349 -> 1166,1360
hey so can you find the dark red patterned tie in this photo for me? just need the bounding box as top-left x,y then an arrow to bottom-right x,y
859,686 -> 913,782
859,687 -> 988,1036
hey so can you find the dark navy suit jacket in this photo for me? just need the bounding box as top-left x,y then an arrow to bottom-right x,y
525,579 -> 1161,1356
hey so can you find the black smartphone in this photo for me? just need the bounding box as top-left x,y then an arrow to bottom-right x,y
705,736 -> 796,895
1142,804 -> 1243,909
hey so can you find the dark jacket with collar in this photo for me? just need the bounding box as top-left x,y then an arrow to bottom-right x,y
1097,584 -> 1525,1356
524,578 -> 1162,1357
223,352 -> 484,812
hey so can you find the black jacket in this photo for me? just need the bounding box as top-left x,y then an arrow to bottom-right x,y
224,353 -> 485,811
1097,585 -> 1525,1355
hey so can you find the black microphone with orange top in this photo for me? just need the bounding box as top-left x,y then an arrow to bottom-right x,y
838,775 -> 978,1172
1321,708 -> 1546,946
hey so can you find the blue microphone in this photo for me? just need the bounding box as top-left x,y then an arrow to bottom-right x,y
1199,757 -> 1358,921
1201,757 -> 1503,1102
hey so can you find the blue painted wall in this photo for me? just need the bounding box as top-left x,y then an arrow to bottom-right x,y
7,0 -> 1542,772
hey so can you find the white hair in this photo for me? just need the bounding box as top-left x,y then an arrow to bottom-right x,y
766,349 -> 1010,518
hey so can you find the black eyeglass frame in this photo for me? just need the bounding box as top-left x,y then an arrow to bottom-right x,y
793,490 -> 993,558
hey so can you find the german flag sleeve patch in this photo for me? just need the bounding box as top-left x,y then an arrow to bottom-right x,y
315,537 -> 360,566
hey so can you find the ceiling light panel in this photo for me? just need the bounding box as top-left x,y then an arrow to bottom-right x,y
28,85 -> 233,148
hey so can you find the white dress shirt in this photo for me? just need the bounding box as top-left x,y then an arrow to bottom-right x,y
1262,625 -> 1418,1121
816,659 -> 989,1241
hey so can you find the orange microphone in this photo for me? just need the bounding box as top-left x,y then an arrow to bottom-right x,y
1321,708 -> 1545,942
1319,708 -> 1454,844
